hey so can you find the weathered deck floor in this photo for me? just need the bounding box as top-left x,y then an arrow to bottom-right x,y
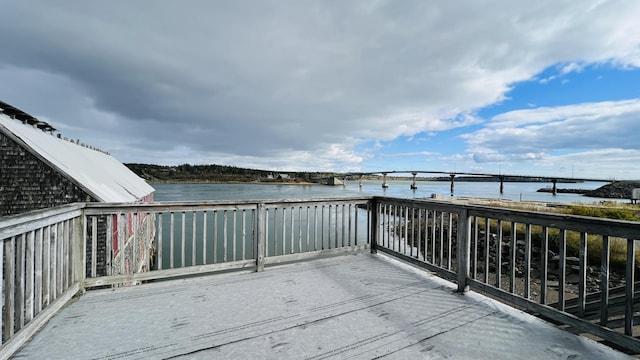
15,253 -> 634,359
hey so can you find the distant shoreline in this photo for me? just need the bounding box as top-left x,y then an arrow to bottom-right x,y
148,180 -> 320,186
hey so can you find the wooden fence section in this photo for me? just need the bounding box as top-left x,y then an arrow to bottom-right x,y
82,198 -> 372,287
371,196 -> 640,353
0,203 -> 84,357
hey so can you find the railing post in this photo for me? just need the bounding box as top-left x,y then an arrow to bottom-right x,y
456,208 -> 470,292
625,238 -> 636,336
75,208 -> 86,293
256,202 -> 265,272
370,199 -> 378,254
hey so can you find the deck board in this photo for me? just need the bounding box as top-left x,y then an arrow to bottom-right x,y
15,253 -> 634,359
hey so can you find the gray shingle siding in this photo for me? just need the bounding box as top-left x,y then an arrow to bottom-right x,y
1,131 -> 97,216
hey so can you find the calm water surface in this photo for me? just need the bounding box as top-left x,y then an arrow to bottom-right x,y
153,180 -> 613,203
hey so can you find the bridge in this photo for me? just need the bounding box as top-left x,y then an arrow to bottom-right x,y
342,170 -> 615,195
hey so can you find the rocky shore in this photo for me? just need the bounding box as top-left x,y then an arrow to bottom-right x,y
537,181 -> 640,199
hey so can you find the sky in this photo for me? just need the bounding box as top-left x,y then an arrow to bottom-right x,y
1,1 -> 639,180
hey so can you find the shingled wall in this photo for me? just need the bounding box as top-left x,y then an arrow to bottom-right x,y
1,131 -> 110,276
1,131 -> 96,216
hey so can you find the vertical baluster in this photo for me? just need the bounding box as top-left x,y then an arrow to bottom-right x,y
384,204 -> 389,248
334,204 -> 339,249
321,205 -> 325,250
145,212 -> 151,272
181,212 -> 186,268
192,211 -> 197,266
404,206 -> 409,255
233,210 -> 237,261
418,209 -> 428,262
390,205 -> 395,251
496,220 -> 502,289
313,206 -> 318,251
223,210 -> 228,262
106,215 -> 113,276
42,226 -> 50,307
431,210 -> 436,264
91,217 -> 97,277
625,238 -> 635,336
411,208 -> 422,259
157,213 -> 163,270
341,204 -> 345,248
328,205 -> 333,249
298,207 -> 303,253
256,204 -> 265,271
35,228 -> 43,315
510,222 -> 517,294
540,226 -> 549,304
273,207 -> 279,255
213,210 -> 218,263
558,229 -> 566,311
306,206 -> 311,251
282,207 -> 287,253
484,218 -> 490,284
25,231 -> 35,323
447,213 -> 452,270
473,217 -> 478,279
118,215 -> 125,277
4,237 -> 15,341
242,210 -> 247,260
58,221 -> 64,293
170,212 -> 175,269
439,212 -> 444,267
290,207 -> 294,253
132,213 -> 138,274
264,208 -> 270,257
600,235 -> 610,326
17,234 -> 25,329
578,231 -> 587,318
202,211 -> 207,265
251,209 -> 256,259
57,221 -> 64,294
524,224 -> 532,300
348,204 -> 352,247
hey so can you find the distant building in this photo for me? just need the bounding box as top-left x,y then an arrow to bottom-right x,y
277,173 -> 290,180
0,100 -> 155,277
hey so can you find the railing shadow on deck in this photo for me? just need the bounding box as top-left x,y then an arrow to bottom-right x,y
2,196 -> 640,358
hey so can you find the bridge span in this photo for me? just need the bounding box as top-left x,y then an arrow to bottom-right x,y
343,170 -> 614,195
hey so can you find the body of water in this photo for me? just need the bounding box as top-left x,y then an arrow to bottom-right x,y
152,180 -> 614,203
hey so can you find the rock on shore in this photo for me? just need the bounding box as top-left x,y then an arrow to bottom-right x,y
584,181 -> 640,199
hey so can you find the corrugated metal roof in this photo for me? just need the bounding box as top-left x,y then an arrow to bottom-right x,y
0,112 -> 154,203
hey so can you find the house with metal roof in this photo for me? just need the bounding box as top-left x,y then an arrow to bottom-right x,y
0,100 -> 155,278
0,100 -> 154,216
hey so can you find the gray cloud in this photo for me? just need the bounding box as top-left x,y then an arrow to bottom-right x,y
1,1 -> 639,170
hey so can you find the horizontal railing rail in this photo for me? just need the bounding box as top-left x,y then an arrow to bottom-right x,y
371,196 -> 640,353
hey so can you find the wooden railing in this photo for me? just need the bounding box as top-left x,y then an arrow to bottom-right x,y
371,197 -> 640,353
2,196 -> 640,356
82,198 -> 372,287
0,203 -> 84,357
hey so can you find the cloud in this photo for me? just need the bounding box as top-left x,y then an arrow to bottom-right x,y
465,99 -> 640,154
0,1 -> 639,170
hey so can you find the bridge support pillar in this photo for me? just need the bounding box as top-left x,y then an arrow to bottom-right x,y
382,173 -> 389,189
359,175 -> 363,188
411,172 -> 418,190
450,174 -> 455,195
499,175 -> 505,194
552,179 -> 558,196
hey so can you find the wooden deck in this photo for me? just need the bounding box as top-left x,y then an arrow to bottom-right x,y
14,253 -> 633,359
